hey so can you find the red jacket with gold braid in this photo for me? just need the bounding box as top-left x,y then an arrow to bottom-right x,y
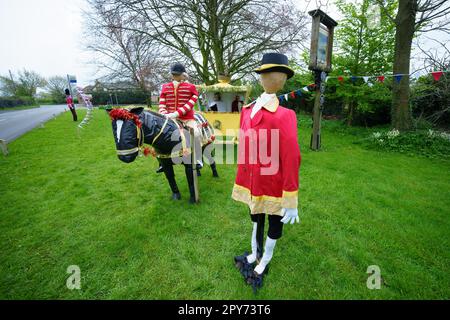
231,96 -> 301,216
158,81 -> 199,121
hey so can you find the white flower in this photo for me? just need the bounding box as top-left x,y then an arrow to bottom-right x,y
387,129 -> 399,139
439,132 -> 450,141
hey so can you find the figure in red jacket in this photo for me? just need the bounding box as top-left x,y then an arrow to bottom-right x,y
232,53 -> 301,293
156,63 -> 202,173
65,88 -> 78,121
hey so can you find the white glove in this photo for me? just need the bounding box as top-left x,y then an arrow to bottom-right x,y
167,112 -> 178,119
280,208 -> 300,224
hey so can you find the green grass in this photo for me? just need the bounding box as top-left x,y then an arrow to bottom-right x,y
0,109 -> 449,299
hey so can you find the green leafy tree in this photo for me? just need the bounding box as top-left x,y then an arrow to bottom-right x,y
0,69 -> 47,98
330,0 -> 396,125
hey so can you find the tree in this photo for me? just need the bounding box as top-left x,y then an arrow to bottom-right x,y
411,38 -> 450,127
332,0 -> 396,125
45,76 -> 68,103
0,69 -> 47,98
90,0 -> 308,84
85,0 -> 169,95
376,0 -> 450,130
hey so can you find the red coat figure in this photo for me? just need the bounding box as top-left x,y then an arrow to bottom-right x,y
232,98 -> 301,214
232,52 -> 301,293
65,88 -> 77,121
158,81 -> 199,121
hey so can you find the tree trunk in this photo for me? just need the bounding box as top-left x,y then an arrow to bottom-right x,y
392,0 -> 416,131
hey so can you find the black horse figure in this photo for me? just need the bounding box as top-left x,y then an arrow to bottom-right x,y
108,107 -> 218,203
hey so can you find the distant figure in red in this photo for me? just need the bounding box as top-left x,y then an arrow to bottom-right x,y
231,95 -> 243,113
65,89 -> 78,121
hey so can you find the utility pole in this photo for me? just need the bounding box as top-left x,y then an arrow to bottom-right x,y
8,70 -> 16,94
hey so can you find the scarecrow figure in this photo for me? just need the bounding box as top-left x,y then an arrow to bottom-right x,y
156,63 -> 202,181
232,53 -> 301,293
65,88 -> 78,121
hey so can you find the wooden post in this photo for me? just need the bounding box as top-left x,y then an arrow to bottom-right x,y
310,71 -> 322,150
0,139 -> 8,156
189,128 -> 199,202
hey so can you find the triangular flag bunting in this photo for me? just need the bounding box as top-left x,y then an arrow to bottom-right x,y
290,91 -> 296,99
338,76 -> 344,83
363,76 -> 369,83
431,71 -> 443,81
377,75 -> 385,83
296,90 -> 302,97
284,94 -> 288,101
351,76 -> 358,83
394,75 -> 403,83
302,86 -> 309,92
279,95 -> 284,103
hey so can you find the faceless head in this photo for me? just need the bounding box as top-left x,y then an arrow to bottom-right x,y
260,72 -> 287,94
108,108 -> 144,163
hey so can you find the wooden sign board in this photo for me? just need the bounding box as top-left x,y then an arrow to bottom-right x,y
308,9 -> 338,72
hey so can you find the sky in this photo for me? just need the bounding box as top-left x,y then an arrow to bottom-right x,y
0,0 -> 448,88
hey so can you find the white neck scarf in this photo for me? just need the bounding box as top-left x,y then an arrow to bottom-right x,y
251,92 -> 276,119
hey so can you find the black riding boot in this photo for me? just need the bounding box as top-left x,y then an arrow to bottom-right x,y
163,160 -> 181,200
184,164 -> 196,203
210,162 -> 219,178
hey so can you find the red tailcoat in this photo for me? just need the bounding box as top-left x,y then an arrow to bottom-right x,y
158,81 -> 199,121
231,96 -> 301,216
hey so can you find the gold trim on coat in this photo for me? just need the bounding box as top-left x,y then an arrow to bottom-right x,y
231,184 -> 298,216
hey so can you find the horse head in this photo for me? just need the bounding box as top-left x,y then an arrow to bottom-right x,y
108,107 -> 144,163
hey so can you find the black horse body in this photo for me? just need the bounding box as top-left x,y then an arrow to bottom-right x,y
110,107 -> 218,203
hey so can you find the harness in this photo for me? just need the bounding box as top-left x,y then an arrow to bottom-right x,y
115,124 -> 144,156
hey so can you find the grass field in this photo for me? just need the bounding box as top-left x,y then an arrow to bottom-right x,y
0,109 -> 449,299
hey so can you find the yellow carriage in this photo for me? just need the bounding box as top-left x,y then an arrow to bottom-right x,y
196,77 -> 251,145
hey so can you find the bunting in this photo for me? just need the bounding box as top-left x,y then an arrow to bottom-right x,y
274,69 -> 447,104
326,69 -> 447,85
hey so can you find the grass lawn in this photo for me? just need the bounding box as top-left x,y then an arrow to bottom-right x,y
0,109 -> 449,299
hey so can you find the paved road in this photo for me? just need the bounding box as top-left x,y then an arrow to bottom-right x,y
0,105 -> 68,142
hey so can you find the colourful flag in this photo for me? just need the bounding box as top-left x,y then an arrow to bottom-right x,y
351,76 -> 358,83
394,75 -> 403,83
363,76 -> 369,83
290,91 -> 296,99
431,71 -> 443,81
377,75 -> 385,83
338,76 -> 344,83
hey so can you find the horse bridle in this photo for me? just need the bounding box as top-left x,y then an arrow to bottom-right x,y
116,123 -> 144,156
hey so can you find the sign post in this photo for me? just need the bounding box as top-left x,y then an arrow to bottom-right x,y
66,74 -> 77,98
308,9 -> 337,151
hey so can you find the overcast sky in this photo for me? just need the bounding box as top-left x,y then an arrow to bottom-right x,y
0,0 -> 448,87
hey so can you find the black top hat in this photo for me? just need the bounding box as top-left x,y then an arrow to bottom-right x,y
170,63 -> 186,75
254,53 -> 294,79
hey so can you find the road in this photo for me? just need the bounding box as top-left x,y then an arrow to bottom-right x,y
0,105 -> 68,142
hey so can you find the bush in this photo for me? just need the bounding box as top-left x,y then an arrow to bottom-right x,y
90,89 -> 150,105
356,128 -> 450,159
0,96 -> 36,108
